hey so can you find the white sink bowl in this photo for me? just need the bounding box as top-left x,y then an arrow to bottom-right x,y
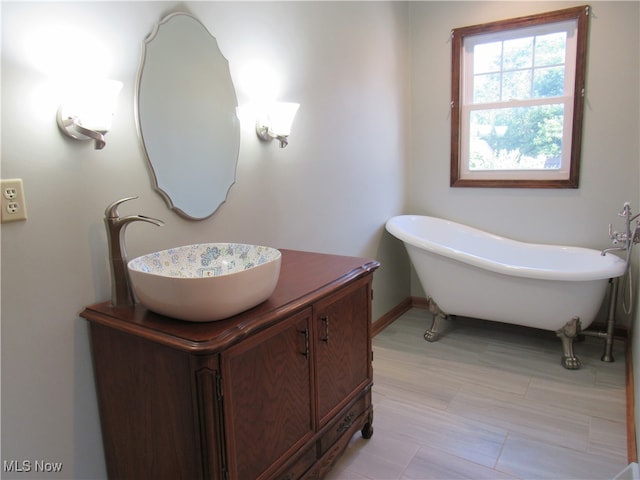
128,243 -> 281,322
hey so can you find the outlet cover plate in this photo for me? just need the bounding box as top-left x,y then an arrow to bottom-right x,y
1,178 -> 28,223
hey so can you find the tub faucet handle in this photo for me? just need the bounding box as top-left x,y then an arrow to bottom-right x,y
608,223 -> 627,245
608,224 -> 617,244
620,202 -> 632,217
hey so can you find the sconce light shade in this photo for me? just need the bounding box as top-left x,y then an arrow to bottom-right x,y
256,102 -> 300,148
57,79 -> 123,150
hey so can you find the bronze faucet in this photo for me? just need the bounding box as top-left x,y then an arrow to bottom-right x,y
104,196 -> 164,306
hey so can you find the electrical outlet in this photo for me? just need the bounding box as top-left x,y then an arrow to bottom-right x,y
1,178 -> 28,223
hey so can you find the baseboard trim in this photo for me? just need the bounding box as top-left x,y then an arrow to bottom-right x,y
372,296 -> 431,336
371,297 -> 429,337
409,296 -> 430,310
372,298 -> 412,337
628,338 -> 637,463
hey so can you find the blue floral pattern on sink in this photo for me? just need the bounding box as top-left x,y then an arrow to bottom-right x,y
128,243 -> 281,278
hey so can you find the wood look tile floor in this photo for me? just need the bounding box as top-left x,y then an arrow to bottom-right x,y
326,309 -> 628,480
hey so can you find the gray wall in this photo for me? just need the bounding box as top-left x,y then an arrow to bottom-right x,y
1,1 -> 638,478
1,2 -> 409,478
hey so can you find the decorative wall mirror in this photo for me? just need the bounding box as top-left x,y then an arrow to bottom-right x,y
136,12 -> 240,219
450,6 -> 590,188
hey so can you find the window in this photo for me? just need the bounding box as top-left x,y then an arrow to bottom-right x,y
450,6 -> 590,188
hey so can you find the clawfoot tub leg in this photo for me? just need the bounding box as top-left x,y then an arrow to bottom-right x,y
556,317 -> 582,370
424,297 -> 448,342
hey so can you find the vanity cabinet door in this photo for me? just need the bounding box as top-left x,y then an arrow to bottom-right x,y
221,308 -> 315,480
315,278 -> 372,426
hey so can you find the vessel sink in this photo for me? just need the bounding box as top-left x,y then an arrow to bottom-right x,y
128,243 -> 281,322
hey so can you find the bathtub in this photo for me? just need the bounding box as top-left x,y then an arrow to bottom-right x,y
386,215 -> 627,369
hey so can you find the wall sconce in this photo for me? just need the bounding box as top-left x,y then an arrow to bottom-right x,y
57,79 -> 123,150
256,102 -> 300,148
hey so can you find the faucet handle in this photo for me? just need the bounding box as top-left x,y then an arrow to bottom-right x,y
608,223 -> 627,244
105,196 -> 139,219
619,202 -> 632,217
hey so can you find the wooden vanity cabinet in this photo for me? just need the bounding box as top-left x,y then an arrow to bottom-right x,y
82,250 -> 379,480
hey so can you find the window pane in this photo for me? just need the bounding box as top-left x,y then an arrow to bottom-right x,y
468,104 -> 565,170
502,70 -> 531,100
533,66 -> 565,97
503,37 -> 533,70
474,41 -> 502,74
534,32 -> 566,66
473,73 -> 501,103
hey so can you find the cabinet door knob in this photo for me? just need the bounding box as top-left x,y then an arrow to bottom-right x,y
321,315 -> 330,343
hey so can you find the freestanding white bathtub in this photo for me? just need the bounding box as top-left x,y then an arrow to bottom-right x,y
386,215 -> 627,369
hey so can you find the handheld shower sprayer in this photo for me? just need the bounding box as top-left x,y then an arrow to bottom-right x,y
604,202 -> 640,315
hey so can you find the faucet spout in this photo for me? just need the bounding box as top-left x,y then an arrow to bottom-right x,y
104,197 -> 164,307
601,246 -> 626,256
